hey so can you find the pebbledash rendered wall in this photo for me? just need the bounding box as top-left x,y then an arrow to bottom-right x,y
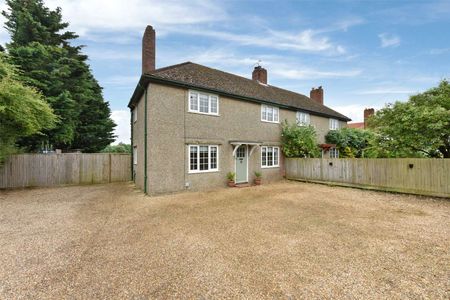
132,82 -> 347,195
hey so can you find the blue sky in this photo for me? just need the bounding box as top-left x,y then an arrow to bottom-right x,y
1,0 -> 449,143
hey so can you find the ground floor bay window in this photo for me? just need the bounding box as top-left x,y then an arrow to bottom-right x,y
189,145 -> 218,173
261,146 -> 279,168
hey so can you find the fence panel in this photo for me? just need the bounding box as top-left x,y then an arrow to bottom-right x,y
285,158 -> 450,198
0,153 -> 131,189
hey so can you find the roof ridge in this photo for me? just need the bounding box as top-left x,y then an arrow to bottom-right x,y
145,61 -> 193,75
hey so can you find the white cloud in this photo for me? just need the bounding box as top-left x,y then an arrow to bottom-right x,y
333,104 -> 381,123
354,88 -> 416,95
44,0 -> 227,36
0,2 -> 8,45
272,68 -> 362,80
161,48 -> 362,80
111,110 -> 130,145
378,33 -> 400,48
169,26 -> 346,54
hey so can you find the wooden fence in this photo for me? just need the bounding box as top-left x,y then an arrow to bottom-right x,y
0,153 -> 131,189
285,158 -> 450,198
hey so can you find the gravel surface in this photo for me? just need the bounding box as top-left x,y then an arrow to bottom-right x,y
0,181 -> 449,299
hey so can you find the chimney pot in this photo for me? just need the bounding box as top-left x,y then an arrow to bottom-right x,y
142,25 -> 155,74
310,86 -> 324,105
363,108 -> 375,128
252,66 -> 268,84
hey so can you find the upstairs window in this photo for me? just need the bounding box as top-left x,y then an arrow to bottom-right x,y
296,111 -> 310,126
261,105 -> 279,123
329,118 -> 339,130
189,91 -> 219,115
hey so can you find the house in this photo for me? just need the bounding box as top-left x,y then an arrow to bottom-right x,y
348,108 -> 374,129
129,26 -> 351,195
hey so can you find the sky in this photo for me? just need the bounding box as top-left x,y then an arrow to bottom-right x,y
0,0 -> 449,144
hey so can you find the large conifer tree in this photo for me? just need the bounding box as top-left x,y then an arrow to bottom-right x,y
2,0 -> 116,152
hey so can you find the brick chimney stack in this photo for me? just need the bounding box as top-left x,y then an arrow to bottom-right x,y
363,108 -> 375,128
310,86 -> 324,105
142,25 -> 155,74
252,66 -> 268,84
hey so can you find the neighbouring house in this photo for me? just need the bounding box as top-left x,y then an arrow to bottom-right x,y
129,25 -> 351,195
348,108 -> 374,129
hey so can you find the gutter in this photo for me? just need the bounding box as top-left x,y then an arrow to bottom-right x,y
128,75 -> 351,122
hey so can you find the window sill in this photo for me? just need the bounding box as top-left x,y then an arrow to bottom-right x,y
188,169 -> 219,174
261,165 -> 279,169
188,111 -> 220,117
261,120 -> 280,124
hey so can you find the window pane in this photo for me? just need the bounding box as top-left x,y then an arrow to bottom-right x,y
262,105 -> 267,120
190,146 -> 198,170
210,96 -> 218,114
267,106 -> 273,121
267,147 -> 273,166
199,94 -> 209,113
273,108 -> 279,122
133,147 -> 137,164
199,146 -> 209,170
262,147 -> 267,166
274,147 -> 279,165
210,146 -> 217,169
190,93 -> 198,111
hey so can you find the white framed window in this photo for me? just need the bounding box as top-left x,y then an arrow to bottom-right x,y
261,104 -> 279,123
133,146 -> 137,165
329,118 -> 339,130
261,146 -> 279,168
330,147 -> 339,158
189,145 -> 219,173
132,108 -> 137,123
296,111 -> 310,126
188,91 -> 219,116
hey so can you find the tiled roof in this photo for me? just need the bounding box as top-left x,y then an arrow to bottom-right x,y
348,122 -> 365,129
130,62 -> 351,121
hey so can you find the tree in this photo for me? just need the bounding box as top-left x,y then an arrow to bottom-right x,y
281,121 -> 320,158
101,143 -> 131,154
0,53 -> 57,163
369,80 -> 450,158
325,128 -> 376,158
3,0 -> 116,152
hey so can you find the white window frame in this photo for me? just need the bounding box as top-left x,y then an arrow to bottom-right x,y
261,104 -> 279,123
132,108 -> 137,123
330,147 -> 339,158
188,145 -> 219,173
296,111 -> 310,126
261,146 -> 280,168
133,146 -> 137,165
188,90 -> 219,116
329,118 -> 339,130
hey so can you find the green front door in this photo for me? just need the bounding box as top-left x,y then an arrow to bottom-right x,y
235,145 -> 248,183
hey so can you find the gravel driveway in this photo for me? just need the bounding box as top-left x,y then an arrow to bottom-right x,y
0,181 -> 449,299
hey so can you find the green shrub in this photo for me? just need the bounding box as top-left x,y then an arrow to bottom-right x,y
281,121 -> 320,158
